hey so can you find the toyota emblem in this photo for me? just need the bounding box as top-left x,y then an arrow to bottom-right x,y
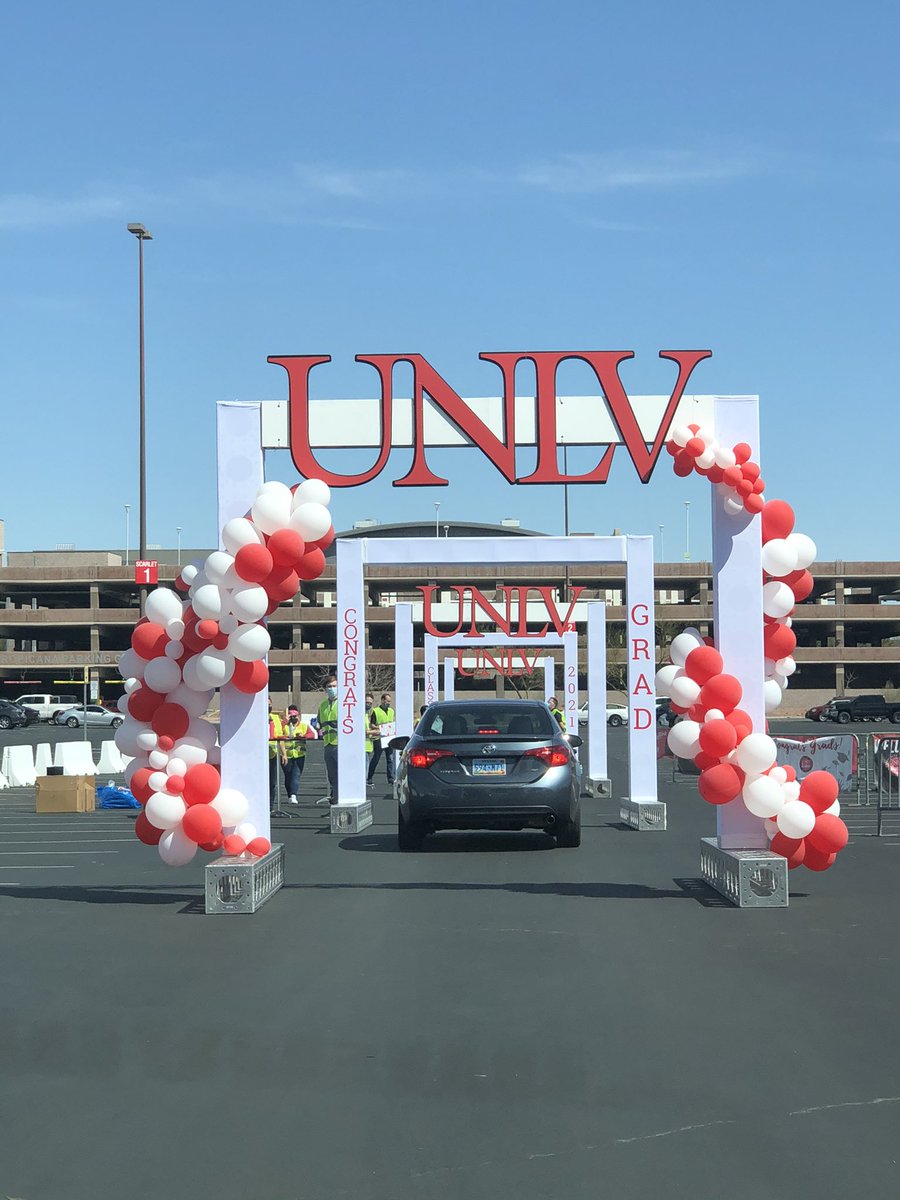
482,743 -> 497,756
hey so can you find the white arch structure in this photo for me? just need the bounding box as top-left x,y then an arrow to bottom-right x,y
442,653 -> 554,704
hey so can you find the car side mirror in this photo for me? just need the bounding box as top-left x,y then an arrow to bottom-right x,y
388,736 -> 410,752
567,734 -> 583,748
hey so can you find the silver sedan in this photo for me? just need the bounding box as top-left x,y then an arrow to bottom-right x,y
54,705 -> 124,729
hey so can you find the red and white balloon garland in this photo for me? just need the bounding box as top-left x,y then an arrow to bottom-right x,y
656,424 -> 848,873
114,479 -> 334,867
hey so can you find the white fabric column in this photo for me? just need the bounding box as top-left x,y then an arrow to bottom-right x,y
712,396 -> 768,849
394,603 -> 414,737
424,636 -> 439,705
443,656 -> 455,700
587,602 -> 608,781
563,631 -> 578,736
625,535 -> 657,802
542,656 -> 554,704
216,402 -> 268,839
336,538 -> 366,803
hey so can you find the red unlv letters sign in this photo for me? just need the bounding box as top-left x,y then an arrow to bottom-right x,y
419,585 -> 583,638
269,349 -> 711,487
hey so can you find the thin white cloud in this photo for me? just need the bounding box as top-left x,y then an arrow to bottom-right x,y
0,191 -> 127,230
518,149 -> 758,194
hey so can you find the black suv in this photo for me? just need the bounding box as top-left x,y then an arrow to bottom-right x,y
0,700 -> 36,730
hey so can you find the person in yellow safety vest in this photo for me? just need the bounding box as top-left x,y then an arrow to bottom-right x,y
282,704 -> 308,806
364,692 -> 380,782
268,698 -> 285,813
367,691 -> 396,787
547,696 -> 565,729
316,674 -> 339,806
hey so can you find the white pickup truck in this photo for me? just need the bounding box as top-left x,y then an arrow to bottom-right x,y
14,693 -> 80,723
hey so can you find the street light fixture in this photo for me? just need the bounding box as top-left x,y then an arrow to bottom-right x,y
176,526 -> 182,566
658,524 -> 665,562
127,223 -> 152,569
124,504 -> 131,566
683,501 -> 691,561
434,501 -> 440,537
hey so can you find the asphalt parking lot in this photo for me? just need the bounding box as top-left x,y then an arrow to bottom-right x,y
0,722 -> 898,1200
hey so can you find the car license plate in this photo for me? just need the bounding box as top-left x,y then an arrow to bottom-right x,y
473,760 -> 506,776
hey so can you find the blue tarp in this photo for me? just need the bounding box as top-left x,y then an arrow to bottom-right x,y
96,785 -> 141,810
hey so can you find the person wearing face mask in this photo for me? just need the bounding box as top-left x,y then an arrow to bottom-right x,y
364,692 -> 379,784
316,674 -> 339,806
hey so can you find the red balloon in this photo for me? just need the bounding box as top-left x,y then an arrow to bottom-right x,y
699,719 -> 738,759
157,735 -> 174,752
197,619 -> 219,641
266,567 -> 300,602
127,686 -> 166,723
706,465 -> 725,484
246,836 -> 271,858
770,831 -> 806,869
165,775 -> 186,795
135,810 -> 163,845
700,673 -> 743,713
199,834 -> 225,852
666,439 -> 679,457
313,526 -> 335,552
235,543 -> 274,583
132,622 -> 168,660
783,765 -> 796,782
231,659 -> 269,694
182,763 -> 221,806
807,812 -> 848,855
130,767 -> 155,804
687,703 -> 707,723
684,645 -> 724,685
737,479 -> 754,497
781,568 -> 814,601
803,844 -> 836,872
296,547 -> 326,581
268,527 -> 305,567
182,620 -> 207,652
744,493 -> 765,515
213,633 -> 230,650
698,763 -> 743,805
693,751 -> 721,771
799,770 -> 839,815
673,451 -> 694,477
151,702 -> 190,740
742,461 -> 760,483
174,574 -> 189,593
182,803 -> 223,845
223,834 -> 246,856
764,622 -> 797,660
752,477 -> 766,494
685,437 -> 705,458
722,465 -> 742,487
761,499 -> 795,542
725,708 -> 754,740
733,442 -> 752,464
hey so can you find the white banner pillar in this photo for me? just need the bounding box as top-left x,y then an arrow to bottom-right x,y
625,535 -> 657,803
563,630 -> 578,737
394,603 -> 414,737
443,656 -> 455,700
586,602 -> 608,783
216,402 -> 268,840
335,539 -> 367,807
712,397 -> 767,850
542,656 -> 554,704
424,637 -> 438,705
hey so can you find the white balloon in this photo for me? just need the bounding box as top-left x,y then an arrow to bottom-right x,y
124,756 -> 149,786
158,827 -> 198,867
655,664 -> 682,697
696,448 -> 716,470
742,775 -> 785,819
734,733 -> 777,775
149,770 -> 169,793
235,821 -> 258,842
768,766 -> 787,784
292,478 -> 332,508
222,518 -> 264,556
114,718 -> 145,757
704,708 -> 725,722
136,730 -> 159,752
669,631 -> 704,667
787,532 -> 817,570
776,656 -> 797,678
167,616 -> 186,638
148,749 -> 169,770
165,756 -> 188,777
251,488 -> 293,535
723,496 -> 744,516
777,799 -> 816,839
229,584 -> 269,623
764,678 -> 785,712
670,423 -> 692,447
764,817 -> 778,838
762,581 -> 795,619
123,677 -> 141,695
205,551 -> 236,586
228,623 -> 271,662
144,587 -> 184,626
761,539 -> 799,578
145,792 -> 186,830
143,656 -> 182,695
824,799 -> 841,817
195,648 -> 235,689
667,720 -> 702,760
783,780 -> 801,803
714,445 -> 737,469
290,501 -> 331,541
211,787 -> 250,826
171,737 -> 208,768
117,648 -> 145,681
188,718 -> 218,750
219,614 -> 239,636
166,682 -> 213,718
191,583 -> 226,621
670,675 -> 701,708
116,694 -> 131,714
181,563 -> 201,585
164,640 -> 184,660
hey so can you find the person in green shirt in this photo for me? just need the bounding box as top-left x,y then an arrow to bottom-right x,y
367,692 -> 396,786
548,696 -> 565,729
364,692 -> 379,785
282,704 -> 308,806
316,674 -> 339,806
268,698 -> 285,813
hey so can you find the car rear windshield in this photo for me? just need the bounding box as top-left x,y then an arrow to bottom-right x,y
420,706 -> 557,738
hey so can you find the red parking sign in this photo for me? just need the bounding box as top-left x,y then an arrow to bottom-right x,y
135,559 -> 159,585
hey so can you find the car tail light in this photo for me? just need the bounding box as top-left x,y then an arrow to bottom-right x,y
408,748 -> 454,769
476,728 -> 500,735
523,745 -> 571,767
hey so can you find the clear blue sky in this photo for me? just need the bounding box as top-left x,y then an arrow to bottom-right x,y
3,1 -> 899,563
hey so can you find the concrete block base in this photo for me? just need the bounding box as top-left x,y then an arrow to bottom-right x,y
699,837 -> 788,908
330,799 -> 374,835
619,798 -> 667,830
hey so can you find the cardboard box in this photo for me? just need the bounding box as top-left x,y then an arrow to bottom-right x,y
35,775 -> 96,813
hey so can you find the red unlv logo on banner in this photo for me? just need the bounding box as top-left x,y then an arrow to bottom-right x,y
418,584 -> 584,639
268,349 -> 711,488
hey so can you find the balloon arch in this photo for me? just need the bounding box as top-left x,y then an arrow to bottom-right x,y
113,390 -> 847,877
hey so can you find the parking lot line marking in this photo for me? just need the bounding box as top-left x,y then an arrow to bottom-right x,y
0,839 -> 135,844
0,865 -> 75,870
0,850 -> 119,855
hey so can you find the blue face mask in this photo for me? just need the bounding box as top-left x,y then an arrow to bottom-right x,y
326,686 -> 337,699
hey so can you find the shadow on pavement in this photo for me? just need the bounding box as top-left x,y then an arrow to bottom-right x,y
339,832 -> 557,854
295,876 -> 732,905
0,884 -> 203,906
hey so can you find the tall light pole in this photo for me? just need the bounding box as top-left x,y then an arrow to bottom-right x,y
658,524 -> 665,562
434,501 -> 440,537
127,223 -> 152,570
176,526 -> 182,566
683,501 -> 691,561
124,504 -> 131,565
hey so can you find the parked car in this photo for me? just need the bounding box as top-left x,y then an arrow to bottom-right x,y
53,705 -> 124,729
0,699 -> 37,730
391,699 -> 583,849
14,693 -> 79,723
821,695 -> 900,724
577,701 -> 630,727
805,700 -> 837,722
656,699 -> 678,728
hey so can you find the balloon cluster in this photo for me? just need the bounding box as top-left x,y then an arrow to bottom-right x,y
114,479 -> 333,867
659,424 -> 847,873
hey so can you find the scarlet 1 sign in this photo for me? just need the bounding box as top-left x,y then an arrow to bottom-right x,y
134,559 -> 158,586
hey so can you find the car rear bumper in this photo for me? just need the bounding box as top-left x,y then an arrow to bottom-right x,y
404,777 -> 577,828
414,804 -> 566,831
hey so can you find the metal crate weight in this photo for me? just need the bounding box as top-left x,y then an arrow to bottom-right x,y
205,843 -> 285,914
